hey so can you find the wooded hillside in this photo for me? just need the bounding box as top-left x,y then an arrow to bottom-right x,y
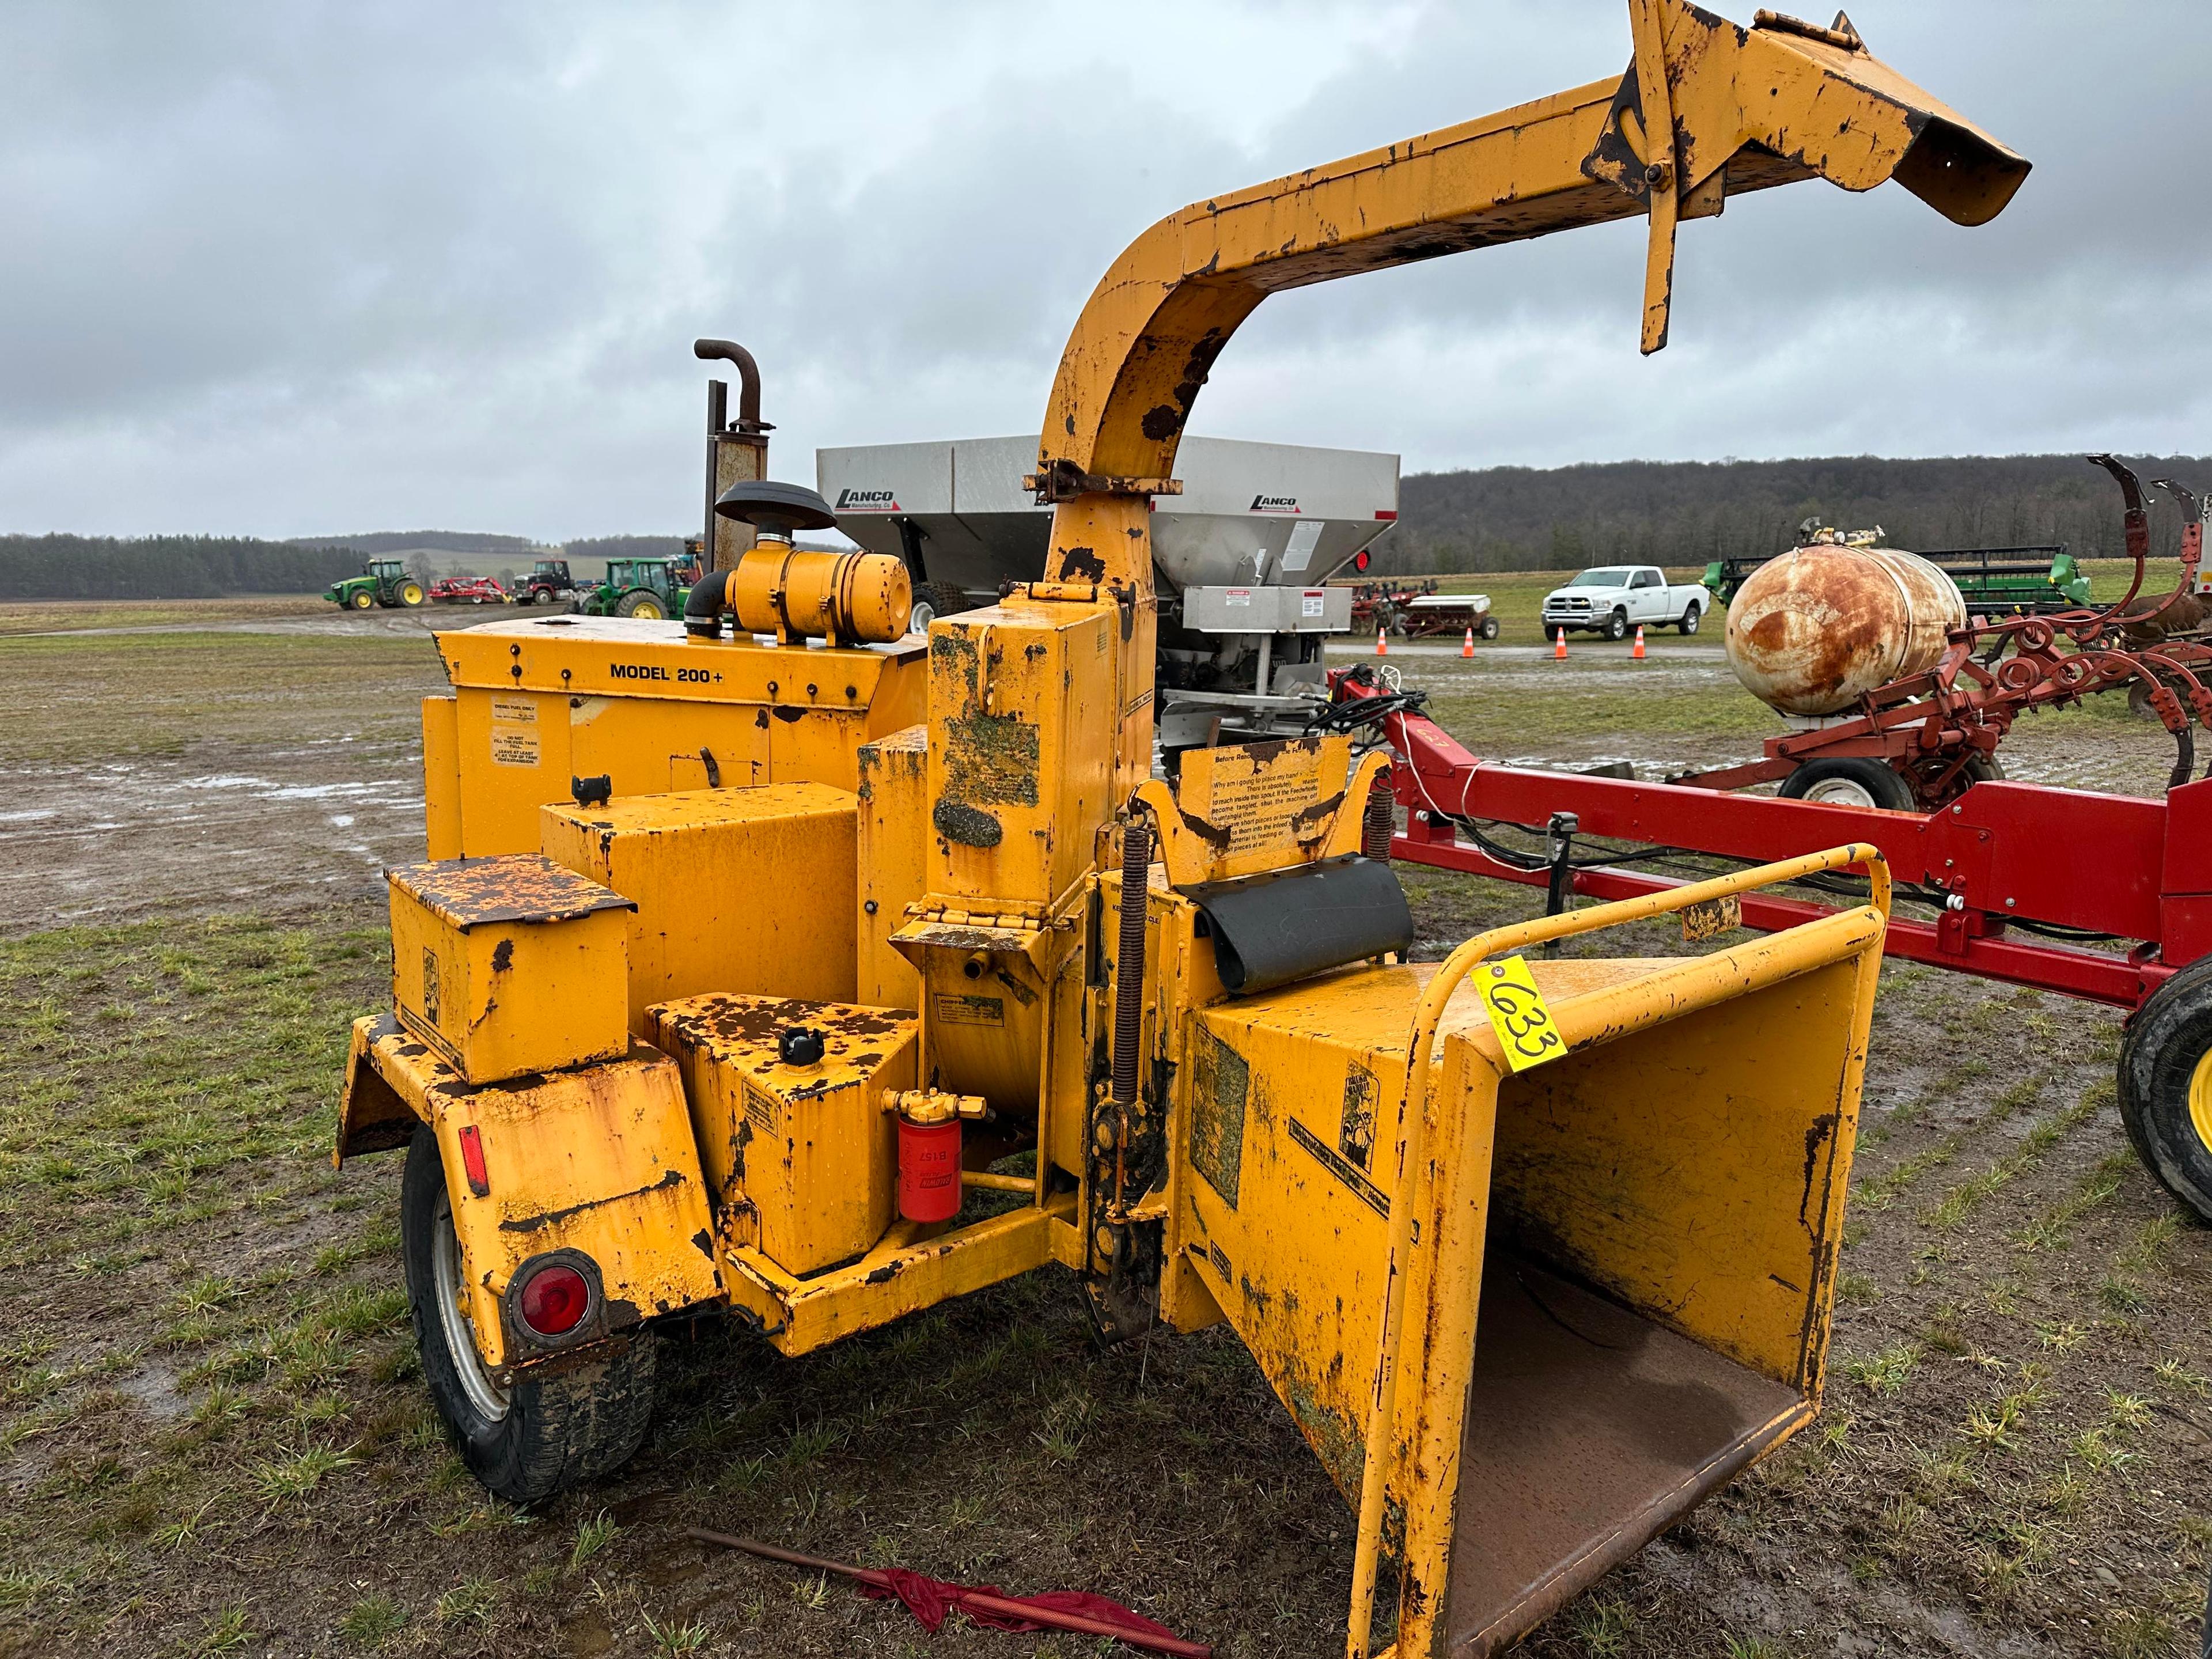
0,535 -> 364,601
1372,452 -> 2212,577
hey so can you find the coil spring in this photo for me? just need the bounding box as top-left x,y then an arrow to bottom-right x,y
1362,767 -> 1395,862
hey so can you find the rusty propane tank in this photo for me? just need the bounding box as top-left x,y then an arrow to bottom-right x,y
1724,536 -> 1964,717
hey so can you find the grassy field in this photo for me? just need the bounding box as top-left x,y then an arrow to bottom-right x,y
0,595 -> 331,637
2,599 -> 2208,1657
0,630 -> 443,765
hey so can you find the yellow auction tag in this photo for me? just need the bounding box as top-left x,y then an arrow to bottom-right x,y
1476,955 -> 1566,1072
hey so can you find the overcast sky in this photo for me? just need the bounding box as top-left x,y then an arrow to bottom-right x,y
3,2 -> 2207,541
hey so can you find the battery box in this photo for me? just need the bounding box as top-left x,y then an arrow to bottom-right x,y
387,855 -> 634,1084
647,993 -> 917,1275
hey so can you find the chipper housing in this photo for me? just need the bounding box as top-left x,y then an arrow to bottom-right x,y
334,5 -> 2021,1652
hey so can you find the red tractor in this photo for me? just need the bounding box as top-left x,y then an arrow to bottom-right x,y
427,575 -> 511,605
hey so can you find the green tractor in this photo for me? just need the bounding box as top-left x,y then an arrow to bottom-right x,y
325,558 -> 427,611
573,556 -> 693,620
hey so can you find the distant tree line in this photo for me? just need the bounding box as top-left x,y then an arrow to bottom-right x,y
0,529 -> 701,600
0,533 -> 367,600
287,529 -> 543,557
1370,452 -> 2212,577
13,451 -> 2209,600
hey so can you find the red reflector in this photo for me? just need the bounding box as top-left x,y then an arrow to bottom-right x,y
457,1124 -> 489,1196
517,1265 -> 590,1337
1373,509 -> 1398,521
1353,550 -> 1372,571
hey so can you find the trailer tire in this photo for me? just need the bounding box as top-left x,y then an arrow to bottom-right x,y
1777,758 -> 1915,811
2117,959 -> 2212,1225
401,1127 -> 658,1503
1678,604 -> 1702,636
1479,614 -> 1501,640
1602,609 -> 1629,642
909,581 -> 972,634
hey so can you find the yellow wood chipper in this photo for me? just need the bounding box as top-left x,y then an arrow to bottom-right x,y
334,6 -> 2025,1652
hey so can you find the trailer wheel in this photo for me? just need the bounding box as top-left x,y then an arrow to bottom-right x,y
1777,758 -> 1915,811
1479,614 -> 1501,640
2118,960 -> 2212,1224
1602,608 -> 1629,642
401,1127 -> 658,1502
908,581 -> 972,634
1677,604 -> 1702,636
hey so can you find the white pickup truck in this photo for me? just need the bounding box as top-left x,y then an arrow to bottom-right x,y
1539,565 -> 1709,641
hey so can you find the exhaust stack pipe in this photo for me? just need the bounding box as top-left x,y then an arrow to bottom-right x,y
694,339 -> 774,574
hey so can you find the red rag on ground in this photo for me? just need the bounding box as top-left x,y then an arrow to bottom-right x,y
862,1566 -> 1179,1643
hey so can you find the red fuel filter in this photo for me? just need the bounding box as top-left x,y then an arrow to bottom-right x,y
896,1115 -> 963,1222
885,1089 -> 986,1223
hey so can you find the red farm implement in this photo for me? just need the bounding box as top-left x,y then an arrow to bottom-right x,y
1324,457 -> 2212,1221
1687,458 -> 2210,811
428,575 -> 512,605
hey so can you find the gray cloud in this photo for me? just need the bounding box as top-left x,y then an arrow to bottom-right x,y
2,1 -> 2205,539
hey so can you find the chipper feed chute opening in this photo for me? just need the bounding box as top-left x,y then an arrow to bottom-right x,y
1181,847 -> 1890,1659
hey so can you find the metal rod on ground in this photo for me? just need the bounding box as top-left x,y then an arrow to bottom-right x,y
684,1529 -> 1211,1659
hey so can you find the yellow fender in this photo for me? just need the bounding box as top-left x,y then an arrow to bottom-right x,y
337,1016 -> 721,1374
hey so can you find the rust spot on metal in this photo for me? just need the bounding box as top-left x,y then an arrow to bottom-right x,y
1290,787 -> 1347,842
490,938 -> 514,974
942,708 -> 1038,806
499,1167 -> 688,1232
1798,1109 -> 1838,1227
1189,1027 -> 1248,1206
661,994 -> 911,1046
772,706 -> 805,724
388,853 -> 634,930
931,800 -> 1003,847
1057,546 -> 1106,582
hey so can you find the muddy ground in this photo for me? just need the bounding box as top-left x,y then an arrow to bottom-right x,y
1,598 -> 2206,1659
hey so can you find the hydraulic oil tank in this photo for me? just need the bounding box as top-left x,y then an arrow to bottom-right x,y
1724,543 -> 1965,716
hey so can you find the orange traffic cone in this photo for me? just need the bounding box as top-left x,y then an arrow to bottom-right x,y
1553,627 -> 1567,660
1632,625 -> 1646,659
1461,626 -> 1475,658
1376,627 -> 1387,657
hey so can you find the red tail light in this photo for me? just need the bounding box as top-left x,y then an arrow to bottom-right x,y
1353,550 -> 1372,572
517,1264 -> 590,1337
